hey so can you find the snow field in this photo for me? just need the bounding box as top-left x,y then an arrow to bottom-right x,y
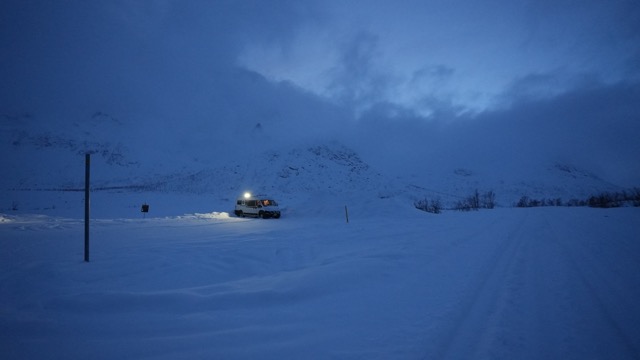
1,206 -> 639,359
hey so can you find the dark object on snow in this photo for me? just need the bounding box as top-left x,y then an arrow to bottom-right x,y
141,204 -> 149,213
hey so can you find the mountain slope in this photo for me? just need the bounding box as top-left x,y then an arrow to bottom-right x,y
1,110 -> 634,214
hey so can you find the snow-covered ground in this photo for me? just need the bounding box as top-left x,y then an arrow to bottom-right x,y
2,204 -> 639,359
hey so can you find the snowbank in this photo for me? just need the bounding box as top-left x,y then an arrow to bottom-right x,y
1,207 -> 639,359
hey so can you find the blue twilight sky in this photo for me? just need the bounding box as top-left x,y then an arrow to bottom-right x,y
2,0 -> 638,115
1,0 -> 640,184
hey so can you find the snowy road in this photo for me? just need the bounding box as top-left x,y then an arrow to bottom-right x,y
422,209 -> 640,360
1,207 -> 639,359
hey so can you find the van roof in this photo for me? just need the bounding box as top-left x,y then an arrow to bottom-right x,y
237,194 -> 274,200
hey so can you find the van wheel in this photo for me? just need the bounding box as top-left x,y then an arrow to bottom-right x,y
258,211 -> 264,218
237,211 -> 244,217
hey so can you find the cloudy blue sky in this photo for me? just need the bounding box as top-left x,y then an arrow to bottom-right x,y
2,0 -> 640,184
239,0 -> 640,115
3,0 -> 638,115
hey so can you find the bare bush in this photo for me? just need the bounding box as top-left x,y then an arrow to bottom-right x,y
516,188 -> 639,208
482,190 -> 496,209
516,196 -> 530,208
455,190 -> 479,211
414,197 -> 442,214
453,190 -> 497,211
588,192 -> 621,208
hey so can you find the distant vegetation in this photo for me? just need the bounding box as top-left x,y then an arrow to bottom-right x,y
515,188 -> 640,208
414,197 -> 443,214
415,189 -> 496,213
415,188 -> 640,214
453,190 -> 496,211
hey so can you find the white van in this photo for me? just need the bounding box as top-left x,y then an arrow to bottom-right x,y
234,193 -> 281,219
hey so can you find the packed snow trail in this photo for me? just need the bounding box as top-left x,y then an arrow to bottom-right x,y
1,207 -> 639,359
421,208 -> 640,360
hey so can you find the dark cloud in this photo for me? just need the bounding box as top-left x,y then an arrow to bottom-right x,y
521,0 -> 640,79
498,71 -> 604,107
0,0 -> 319,118
325,31 -> 391,111
351,80 -> 640,187
410,66 -> 455,87
1,0 -> 638,186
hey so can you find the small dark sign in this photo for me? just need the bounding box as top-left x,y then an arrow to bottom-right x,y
141,204 -> 149,213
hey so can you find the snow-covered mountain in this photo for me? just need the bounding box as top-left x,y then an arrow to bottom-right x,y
2,108 -> 632,215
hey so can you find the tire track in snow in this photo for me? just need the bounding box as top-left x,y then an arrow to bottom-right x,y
542,212 -> 640,360
427,211 -> 531,359
426,208 -> 640,360
512,213 -> 574,359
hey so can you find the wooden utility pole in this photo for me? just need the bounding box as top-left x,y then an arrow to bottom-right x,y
84,153 -> 90,262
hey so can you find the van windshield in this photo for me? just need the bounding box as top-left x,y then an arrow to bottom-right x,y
260,199 -> 277,206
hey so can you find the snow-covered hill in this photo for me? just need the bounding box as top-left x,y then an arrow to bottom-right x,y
1,109 -> 635,215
